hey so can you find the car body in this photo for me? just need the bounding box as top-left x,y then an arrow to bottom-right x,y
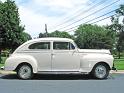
4,38 -> 114,79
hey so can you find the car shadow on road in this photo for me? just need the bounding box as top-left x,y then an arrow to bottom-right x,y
33,74 -> 94,80
0,74 -> 115,80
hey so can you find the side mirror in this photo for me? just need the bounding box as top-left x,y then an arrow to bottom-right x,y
72,49 -> 78,55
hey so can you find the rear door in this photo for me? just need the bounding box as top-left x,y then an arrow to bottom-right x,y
28,41 -> 52,71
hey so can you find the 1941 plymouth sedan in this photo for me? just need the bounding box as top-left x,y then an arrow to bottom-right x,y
4,38 -> 114,79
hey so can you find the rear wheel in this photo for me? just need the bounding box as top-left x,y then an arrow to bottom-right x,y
91,63 -> 110,79
17,64 -> 33,80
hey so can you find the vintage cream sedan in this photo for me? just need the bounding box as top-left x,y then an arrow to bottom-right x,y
4,38 -> 114,79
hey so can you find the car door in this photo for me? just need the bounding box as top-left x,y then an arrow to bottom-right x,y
28,41 -> 52,71
52,41 -> 80,71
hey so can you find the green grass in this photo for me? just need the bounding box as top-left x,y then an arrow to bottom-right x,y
114,59 -> 124,70
0,57 -> 7,68
0,63 -> 4,68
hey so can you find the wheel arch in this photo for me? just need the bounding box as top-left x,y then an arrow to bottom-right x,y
15,62 -> 33,71
90,61 -> 111,79
92,62 -> 111,72
15,61 -> 38,73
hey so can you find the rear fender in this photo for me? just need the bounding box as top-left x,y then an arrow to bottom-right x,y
5,54 -> 38,73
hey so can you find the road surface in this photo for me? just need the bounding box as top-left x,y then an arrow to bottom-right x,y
0,74 -> 124,93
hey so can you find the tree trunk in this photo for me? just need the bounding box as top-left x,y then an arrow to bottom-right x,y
118,51 -> 121,59
0,49 -> 2,63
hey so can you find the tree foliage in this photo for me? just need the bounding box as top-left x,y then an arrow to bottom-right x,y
0,0 -> 31,63
0,0 -> 31,49
22,32 -> 32,42
49,30 -> 74,39
108,4 -> 124,58
39,33 -> 45,38
74,24 -> 115,49
39,30 -> 74,39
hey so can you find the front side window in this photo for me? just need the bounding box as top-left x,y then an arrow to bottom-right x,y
53,42 -> 75,50
70,43 -> 75,49
29,42 -> 50,49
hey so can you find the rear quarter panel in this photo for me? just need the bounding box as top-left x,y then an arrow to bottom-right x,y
5,54 -> 38,73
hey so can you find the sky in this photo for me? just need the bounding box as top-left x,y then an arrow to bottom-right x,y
1,0 -> 124,38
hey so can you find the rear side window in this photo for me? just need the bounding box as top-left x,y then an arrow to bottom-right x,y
29,42 -> 50,49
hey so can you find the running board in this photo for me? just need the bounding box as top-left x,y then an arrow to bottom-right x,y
37,71 -> 89,75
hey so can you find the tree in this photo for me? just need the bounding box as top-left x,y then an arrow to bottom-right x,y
49,30 -> 74,39
74,24 -> 115,49
0,0 -> 30,63
22,32 -> 32,42
39,30 -> 74,39
39,33 -> 46,38
109,4 -> 124,58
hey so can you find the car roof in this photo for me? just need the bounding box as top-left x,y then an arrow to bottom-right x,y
26,37 -> 74,43
13,37 -> 75,53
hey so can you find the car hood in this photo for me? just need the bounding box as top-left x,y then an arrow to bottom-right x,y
78,49 -> 111,54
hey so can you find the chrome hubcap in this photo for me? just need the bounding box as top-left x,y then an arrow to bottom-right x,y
95,65 -> 106,78
19,65 -> 31,79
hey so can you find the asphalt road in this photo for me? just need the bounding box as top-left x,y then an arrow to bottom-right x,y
0,74 -> 124,93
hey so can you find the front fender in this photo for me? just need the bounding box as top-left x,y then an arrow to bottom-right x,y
80,54 -> 114,72
5,54 -> 38,73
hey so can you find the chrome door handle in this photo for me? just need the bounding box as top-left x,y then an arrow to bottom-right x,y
51,53 -> 55,55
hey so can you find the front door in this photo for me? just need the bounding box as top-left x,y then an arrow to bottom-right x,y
52,42 -> 80,71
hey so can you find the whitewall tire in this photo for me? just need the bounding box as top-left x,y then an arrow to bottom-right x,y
17,64 -> 33,80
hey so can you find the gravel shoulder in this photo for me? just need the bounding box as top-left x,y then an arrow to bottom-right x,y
0,70 -> 16,75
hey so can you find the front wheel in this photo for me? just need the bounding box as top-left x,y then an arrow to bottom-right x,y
17,64 -> 33,80
91,63 -> 110,79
